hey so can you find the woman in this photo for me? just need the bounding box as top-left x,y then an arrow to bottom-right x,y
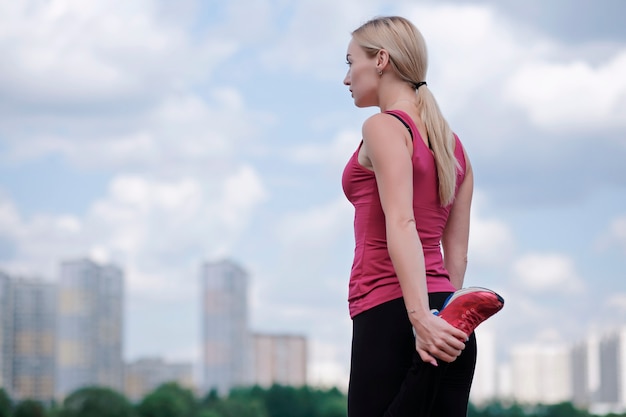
341,16 -> 500,416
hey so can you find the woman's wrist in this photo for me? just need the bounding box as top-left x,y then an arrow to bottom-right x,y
407,307 -> 430,321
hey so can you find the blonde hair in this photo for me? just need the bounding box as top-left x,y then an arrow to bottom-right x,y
352,16 -> 460,206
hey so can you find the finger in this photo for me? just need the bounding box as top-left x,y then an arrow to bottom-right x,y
448,336 -> 466,351
434,338 -> 464,359
452,328 -> 469,342
417,349 -> 438,367
432,350 -> 456,364
424,342 -> 458,364
437,347 -> 461,362
442,321 -> 469,343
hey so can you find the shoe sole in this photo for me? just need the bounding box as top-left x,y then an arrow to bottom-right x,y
440,286 -> 504,312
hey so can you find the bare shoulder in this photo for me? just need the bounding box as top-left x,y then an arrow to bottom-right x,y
362,113 -> 405,144
362,113 -> 390,134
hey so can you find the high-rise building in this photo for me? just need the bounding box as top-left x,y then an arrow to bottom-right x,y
595,327 -> 626,412
510,344 -> 572,405
56,259 -> 124,397
252,333 -> 307,388
496,362 -> 513,401
200,259 -> 250,395
0,271 -> 13,394
469,330 -> 498,405
11,278 -> 56,401
571,334 -> 600,409
125,357 -> 195,402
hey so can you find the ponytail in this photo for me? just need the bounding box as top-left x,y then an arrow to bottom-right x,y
416,86 -> 459,206
352,16 -> 461,206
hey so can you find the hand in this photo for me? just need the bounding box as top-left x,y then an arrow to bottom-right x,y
410,313 -> 467,366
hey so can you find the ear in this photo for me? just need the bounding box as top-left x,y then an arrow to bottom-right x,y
376,49 -> 390,72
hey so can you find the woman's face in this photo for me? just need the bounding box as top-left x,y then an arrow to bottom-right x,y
343,38 -> 378,108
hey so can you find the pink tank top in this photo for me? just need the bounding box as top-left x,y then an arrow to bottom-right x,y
342,110 -> 467,318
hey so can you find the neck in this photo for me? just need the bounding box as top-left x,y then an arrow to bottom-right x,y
378,83 -> 418,111
382,97 -> 417,112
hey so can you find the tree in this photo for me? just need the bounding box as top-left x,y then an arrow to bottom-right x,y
196,411 -> 222,417
474,402 -> 526,417
229,384 -> 347,417
544,402 -> 591,417
263,385 -> 310,417
205,398 -> 268,417
136,382 -> 196,417
312,387 -> 346,417
0,389 -> 11,417
59,386 -> 135,417
46,399 -> 63,417
201,388 -> 220,408
14,399 -> 46,417
317,395 -> 346,417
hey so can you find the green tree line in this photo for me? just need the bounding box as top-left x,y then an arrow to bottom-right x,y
1,384 -> 625,417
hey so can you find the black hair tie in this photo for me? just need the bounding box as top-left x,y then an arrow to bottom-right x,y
414,81 -> 427,90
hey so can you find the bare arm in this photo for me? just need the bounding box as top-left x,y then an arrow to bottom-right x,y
442,148 -> 473,290
362,114 -> 466,365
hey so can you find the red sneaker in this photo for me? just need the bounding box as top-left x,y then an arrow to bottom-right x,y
436,287 -> 504,336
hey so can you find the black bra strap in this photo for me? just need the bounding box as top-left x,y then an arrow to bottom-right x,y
386,112 -> 413,141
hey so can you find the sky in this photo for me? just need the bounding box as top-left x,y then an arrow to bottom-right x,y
1,0 -> 626,389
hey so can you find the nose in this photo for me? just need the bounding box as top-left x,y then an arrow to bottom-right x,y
343,71 -> 350,86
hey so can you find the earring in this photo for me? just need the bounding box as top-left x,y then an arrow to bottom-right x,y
378,70 -> 383,76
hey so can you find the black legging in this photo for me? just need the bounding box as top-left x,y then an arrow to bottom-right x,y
348,294 -> 477,417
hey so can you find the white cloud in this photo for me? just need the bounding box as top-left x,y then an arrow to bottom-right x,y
469,216 -> 515,267
211,0 -> 276,43
261,0 -> 382,78
607,293 -> 626,313
468,191 -> 516,267
512,253 -> 584,293
0,0 -> 235,104
604,215 -> 626,253
0,195 -> 21,237
3,90 -> 272,173
506,292 -> 551,324
504,51 -> 626,131
86,167 -> 267,297
401,3 -> 626,144
0,166 -> 267,300
406,4 -> 526,112
256,197 -> 353,329
287,129 -> 360,168
277,197 -> 352,248
219,165 -> 268,232
0,0 -> 272,174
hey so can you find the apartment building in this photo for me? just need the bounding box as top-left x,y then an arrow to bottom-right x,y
125,357 -> 194,401
0,272 -> 12,393
252,333 -> 307,388
11,278 -> 56,401
200,259 -> 250,395
56,259 -> 124,397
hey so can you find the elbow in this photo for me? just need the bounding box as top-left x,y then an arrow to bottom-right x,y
387,215 -> 416,231
385,217 -> 419,253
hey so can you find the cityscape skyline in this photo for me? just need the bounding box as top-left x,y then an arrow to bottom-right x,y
3,256 -> 626,413
0,258 -> 309,402
5,254 -> 621,367
4,255 -> 624,361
